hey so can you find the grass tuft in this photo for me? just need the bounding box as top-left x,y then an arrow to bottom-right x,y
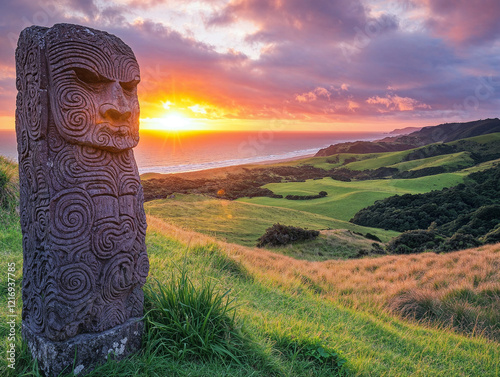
144,264 -> 248,364
270,332 -> 348,375
388,286 -> 500,341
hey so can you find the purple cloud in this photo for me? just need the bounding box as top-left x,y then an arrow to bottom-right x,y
0,0 -> 498,128
423,0 -> 500,46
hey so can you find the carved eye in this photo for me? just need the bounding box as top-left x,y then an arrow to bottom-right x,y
73,67 -> 106,84
120,78 -> 140,92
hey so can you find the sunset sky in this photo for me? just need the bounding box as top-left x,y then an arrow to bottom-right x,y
0,0 -> 499,132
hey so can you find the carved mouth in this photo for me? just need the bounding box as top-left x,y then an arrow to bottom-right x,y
92,122 -> 140,151
99,123 -> 132,137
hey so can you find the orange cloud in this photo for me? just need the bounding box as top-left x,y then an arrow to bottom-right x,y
295,87 -> 330,103
366,95 -> 431,112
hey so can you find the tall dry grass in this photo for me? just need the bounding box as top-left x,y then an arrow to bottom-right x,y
147,215 -> 500,341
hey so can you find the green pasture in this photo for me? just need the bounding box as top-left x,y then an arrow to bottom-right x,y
144,194 -> 398,246
238,173 -> 464,222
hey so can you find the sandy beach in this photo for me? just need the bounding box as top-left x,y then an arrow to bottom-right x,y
140,153 -> 316,180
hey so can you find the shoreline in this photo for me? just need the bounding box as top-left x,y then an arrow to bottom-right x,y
252,153 -> 316,165
140,152 -> 317,180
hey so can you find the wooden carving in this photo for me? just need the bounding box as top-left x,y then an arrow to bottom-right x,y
16,23 -> 149,347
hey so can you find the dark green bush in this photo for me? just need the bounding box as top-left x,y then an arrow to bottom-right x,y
387,230 -> 440,254
482,226 -> 500,244
285,191 -> 328,200
438,233 -> 482,252
351,164 -> 500,238
393,166 -> 447,179
257,223 -> 320,247
364,233 -> 382,242
370,243 -> 386,254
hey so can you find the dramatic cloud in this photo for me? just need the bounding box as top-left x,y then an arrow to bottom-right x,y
367,94 -> 431,112
421,0 -> 500,46
0,0 -> 498,130
208,0 -> 398,45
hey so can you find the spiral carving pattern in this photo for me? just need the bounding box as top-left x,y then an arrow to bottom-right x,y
136,252 -> 150,285
29,295 -> 45,333
101,254 -> 135,303
50,189 -> 94,244
34,203 -> 48,241
92,217 -> 136,259
17,24 -> 148,343
54,80 -> 94,138
57,263 -> 95,303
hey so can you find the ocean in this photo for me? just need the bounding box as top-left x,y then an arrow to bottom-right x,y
0,130 -> 384,174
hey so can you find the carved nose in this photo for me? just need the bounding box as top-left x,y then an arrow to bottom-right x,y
100,105 -> 131,122
99,81 -> 132,122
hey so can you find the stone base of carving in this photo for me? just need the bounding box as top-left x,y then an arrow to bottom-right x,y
22,318 -> 143,377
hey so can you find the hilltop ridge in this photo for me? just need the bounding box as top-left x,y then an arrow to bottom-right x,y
316,118 -> 500,156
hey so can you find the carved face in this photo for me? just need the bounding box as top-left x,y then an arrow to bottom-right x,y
45,24 -> 140,152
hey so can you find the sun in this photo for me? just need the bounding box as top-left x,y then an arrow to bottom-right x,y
158,113 -> 193,131
140,109 -> 207,131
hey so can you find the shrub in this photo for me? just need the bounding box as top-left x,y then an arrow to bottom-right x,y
256,223 -> 319,247
481,226 -> 500,244
387,230 -> 440,254
364,233 -> 382,242
144,266 -> 247,363
370,243 -> 386,254
438,233 -> 482,252
285,191 -> 328,200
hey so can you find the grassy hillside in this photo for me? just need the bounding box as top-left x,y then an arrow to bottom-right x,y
290,132 -> 500,173
344,150 -> 474,172
238,173 -> 464,222
315,118 -> 500,156
144,193 -> 398,246
460,157 -> 500,173
1,156 -> 499,376
268,229 -> 385,261
388,151 -> 474,171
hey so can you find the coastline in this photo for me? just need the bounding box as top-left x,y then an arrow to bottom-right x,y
140,152 -> 317,180
139,150 -> 319,179
252,153 -> 316,165
1,129 -> 384,177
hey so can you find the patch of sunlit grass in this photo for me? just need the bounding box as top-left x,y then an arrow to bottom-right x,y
147,215 -> 500,341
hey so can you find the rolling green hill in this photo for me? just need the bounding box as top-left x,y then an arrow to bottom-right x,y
144,193 -> 398,246
1,145 -> 500,376
351,163 -> 500,241
238,173 -> 464,223
2,204 -> 499,376
315,118 -> 500,156
142,133 -> 500,251
292,132 -> 500,174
